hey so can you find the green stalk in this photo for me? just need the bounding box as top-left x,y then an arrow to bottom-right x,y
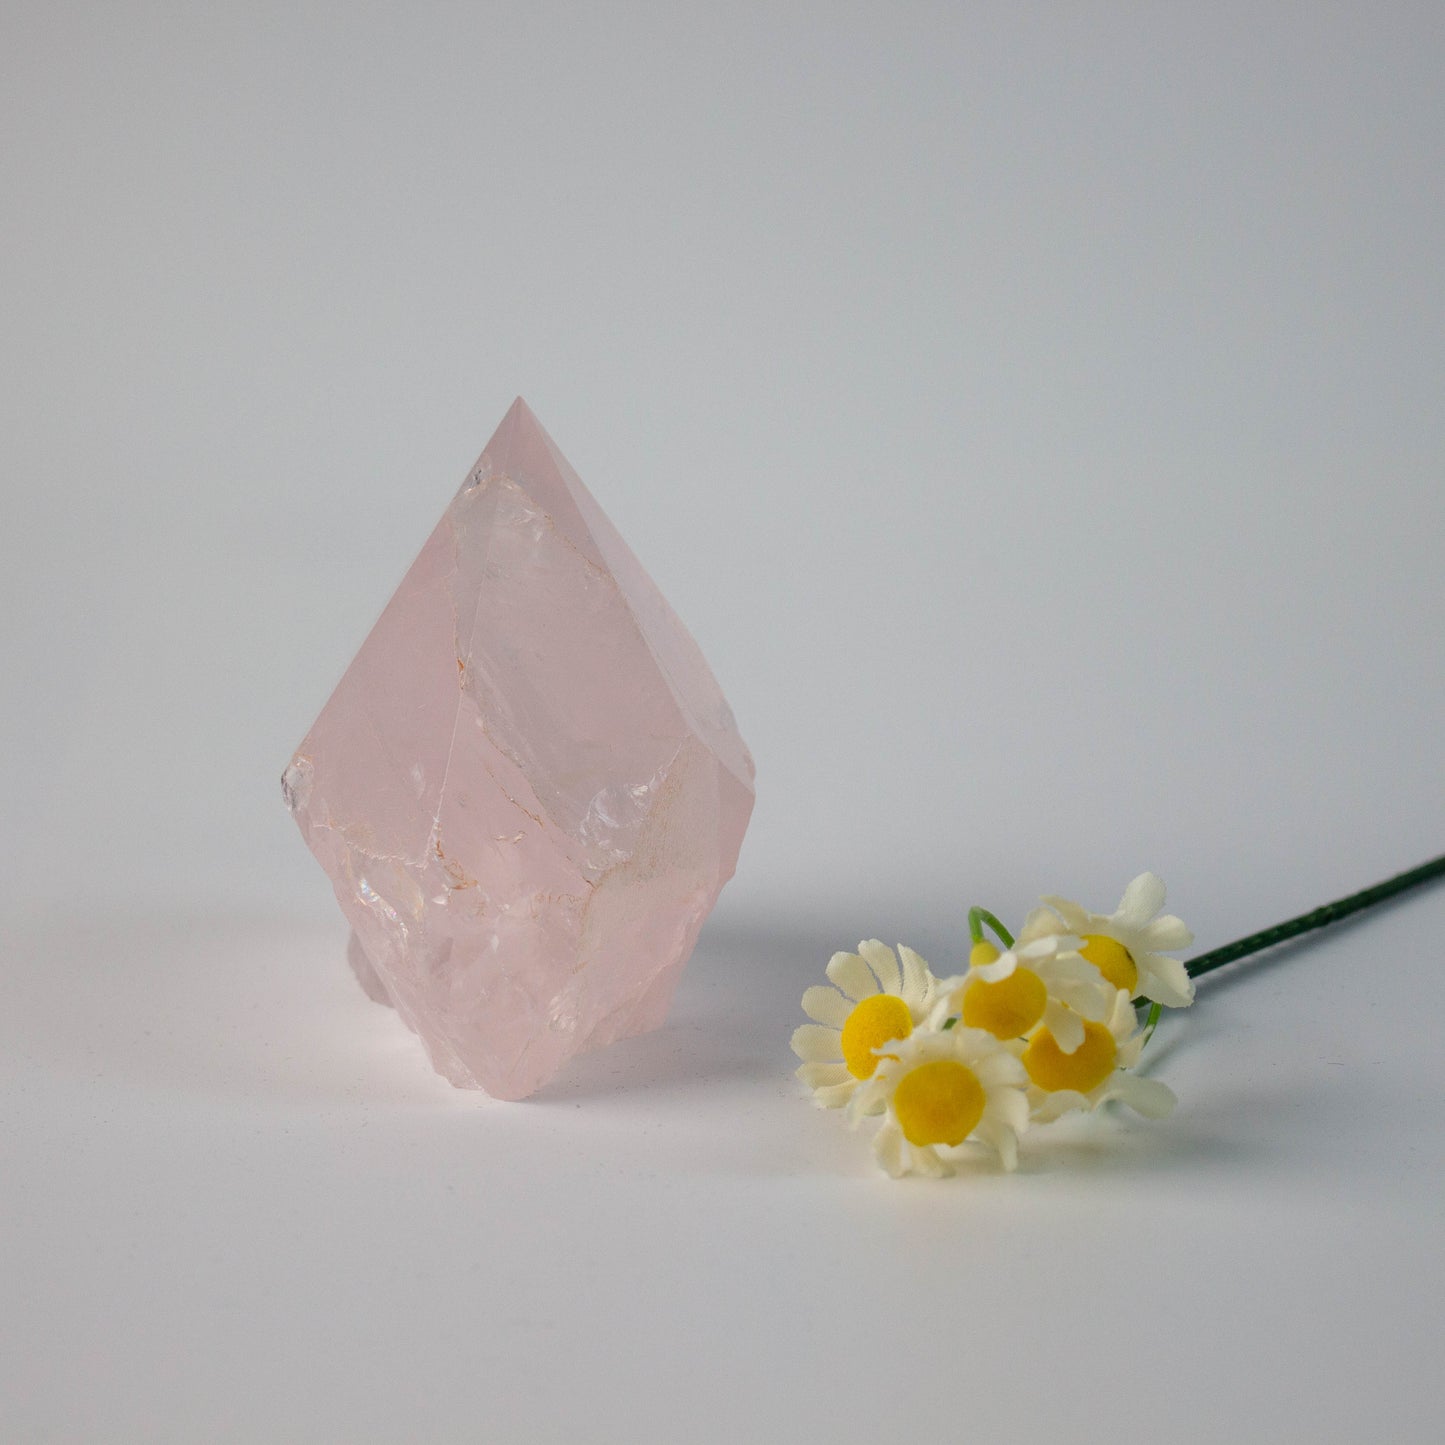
968,906 -> 1015,950
1186,852 -> 1445,981
1140,1000 -> 1162,1045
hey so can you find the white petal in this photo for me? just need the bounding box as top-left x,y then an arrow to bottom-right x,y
1054,975 -> 1113,1022
1044,999 -> 1086,1054
1115,998 -> 1149,1058
925,999 -> 956,1031
984,1086 -> 1030,1134
813,1082 -> 857,1110
1116,1031 -> 1145,1068
826,951 -> 878,1001
926,976 -> 966,1028
848,1075 -> 891,1122
873,1123 -> 906,1177
1032,1089 -> 1088,1122
1017,935 -> 1063,961
1046,956 -> 1115,1017
975,1052 -> 1027,1090
907,1143 -> 952,1179
858,939 -> 902,994
1116,872 -> 1166,926
1016,906 -> 1063,945
797,1061 -> 850,1089
1046,952 -> 1105,985
897,945 -> 932,1006
1039,895 -> 1091,932
971,952 -> 1019,984
801,985 -> 853,1028
790,1023 -> 842,1062
1108,988 -> 1141,1032
1111,1074 -> 1177,1118
1138,914 -> 1194,952
975,1119 -> 1018,1172
947,1023 -> 997,1054
1138,954 -> 1195,1008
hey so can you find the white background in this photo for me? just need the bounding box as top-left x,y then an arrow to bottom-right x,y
3,4 -> 1443,1442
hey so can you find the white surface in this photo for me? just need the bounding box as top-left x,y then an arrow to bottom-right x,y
3,899 -> 1443,1443
3,4 -> 1445,1441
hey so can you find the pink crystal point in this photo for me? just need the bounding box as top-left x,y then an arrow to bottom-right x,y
283,399 -> 754,1099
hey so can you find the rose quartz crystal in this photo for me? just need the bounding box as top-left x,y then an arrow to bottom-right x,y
282,399 -> 754,1099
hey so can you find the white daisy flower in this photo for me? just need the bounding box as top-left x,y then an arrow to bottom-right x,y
849,1026 -> 1030,1177
928,908 -> 1114,1054
791,941 -> 941,1110
1022,987 -> 1178,1123
1041,872 -> 1195,1008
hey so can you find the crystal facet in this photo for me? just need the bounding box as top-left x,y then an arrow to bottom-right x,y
283,399 -> 754,1099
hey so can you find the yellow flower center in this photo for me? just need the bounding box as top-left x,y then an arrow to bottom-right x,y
1080,933 -> 1138,994
840,994 -> 913,1079
962,968 -> 1047,1039
1023,1020 -> 1118,1094
892,1060 -> 986,1147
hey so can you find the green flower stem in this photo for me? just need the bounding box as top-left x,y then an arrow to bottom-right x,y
968,906 -> 1015,950
1140,1000 -> 1162,1045
1188,851 -> 1445,981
